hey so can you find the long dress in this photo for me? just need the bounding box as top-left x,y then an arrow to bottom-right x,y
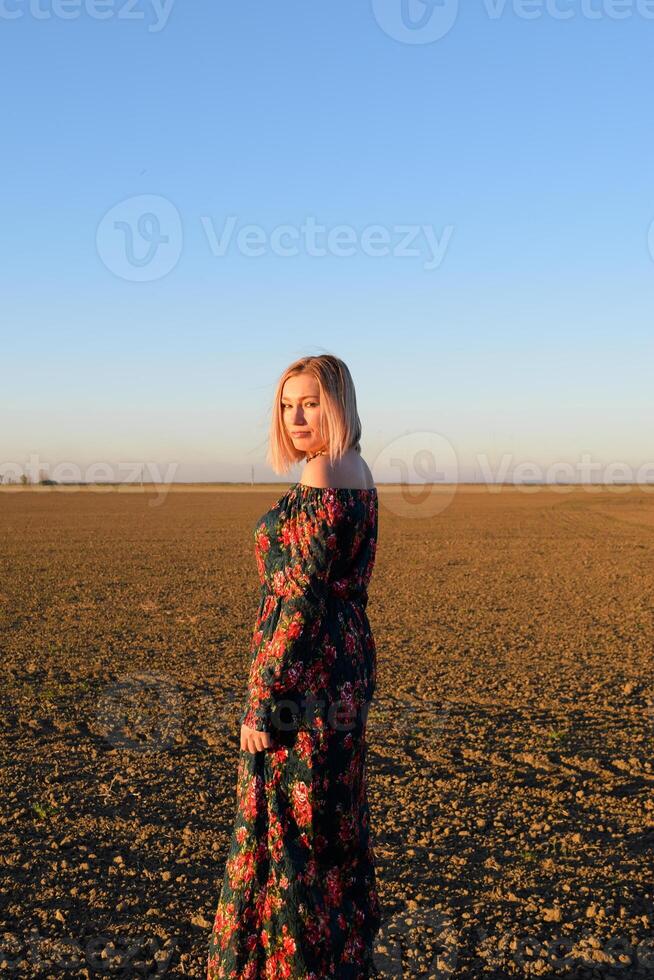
207,481 -> 382,979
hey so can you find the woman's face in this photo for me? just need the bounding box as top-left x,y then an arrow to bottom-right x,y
281,373 -> 326,456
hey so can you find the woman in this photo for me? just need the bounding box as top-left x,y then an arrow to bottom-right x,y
207,354 -> 382,979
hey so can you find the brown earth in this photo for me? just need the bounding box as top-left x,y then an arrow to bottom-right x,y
1,485 -> 653,978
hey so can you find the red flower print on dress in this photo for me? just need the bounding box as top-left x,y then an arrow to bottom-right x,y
325,866 -> 343,908
240,773 -> 264,823
295,729 -> 313,763
291,780 -> 312,827
268,811 -> 284,864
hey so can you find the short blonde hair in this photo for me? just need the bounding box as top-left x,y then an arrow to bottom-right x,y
267,354 -> 362,474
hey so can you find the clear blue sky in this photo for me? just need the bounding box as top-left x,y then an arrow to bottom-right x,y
3,1 -> 653,484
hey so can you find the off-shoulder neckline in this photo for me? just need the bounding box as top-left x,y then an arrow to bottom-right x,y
293,482 -> 377,494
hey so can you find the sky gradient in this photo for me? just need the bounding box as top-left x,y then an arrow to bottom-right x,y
3,1 -> 653,484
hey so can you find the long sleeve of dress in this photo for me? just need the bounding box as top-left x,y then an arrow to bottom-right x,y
239,489 -> 347,734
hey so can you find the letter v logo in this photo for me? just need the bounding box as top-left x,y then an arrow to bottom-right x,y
372,0 -> 459,43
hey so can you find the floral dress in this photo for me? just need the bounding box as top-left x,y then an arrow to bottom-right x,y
207,482 -> 382,980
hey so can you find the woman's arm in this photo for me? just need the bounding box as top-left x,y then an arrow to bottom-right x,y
239,491 -> 346,739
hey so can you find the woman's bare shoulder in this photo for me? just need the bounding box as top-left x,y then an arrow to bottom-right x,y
300,451 -> 375,490
360,457 -> 375,490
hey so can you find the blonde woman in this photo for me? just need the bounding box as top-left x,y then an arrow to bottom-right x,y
207,354 -> 382,978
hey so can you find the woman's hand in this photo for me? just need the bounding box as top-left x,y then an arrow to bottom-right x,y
240,723 -> 272,754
